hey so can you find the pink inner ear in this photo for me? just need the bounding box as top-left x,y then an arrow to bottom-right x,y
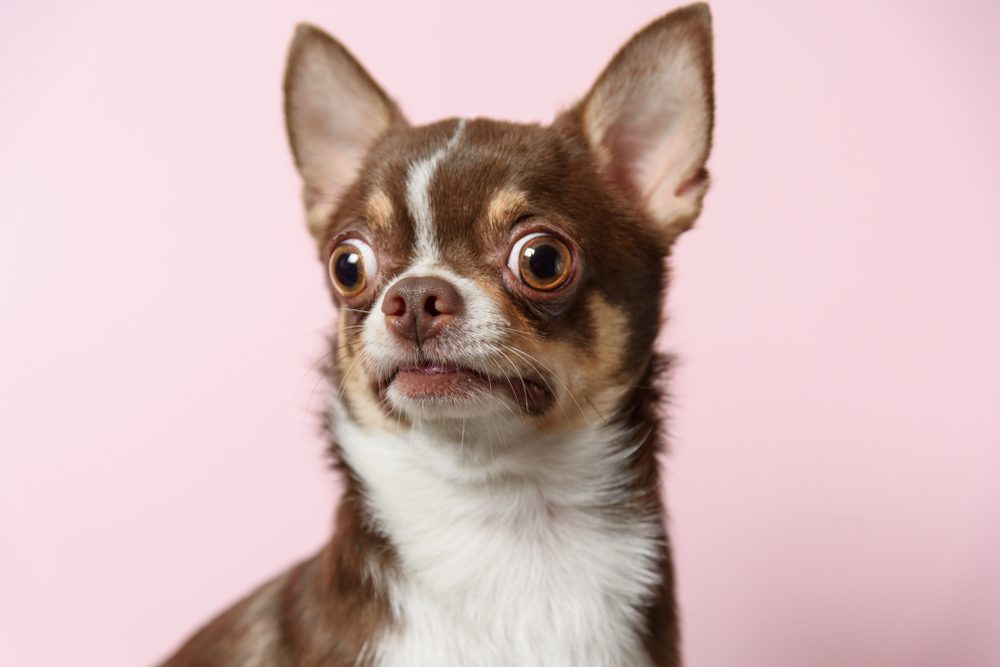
578,7 -> 713,229
675,168 -> 708,198
603,124 -> 659,199
594,90 -> 711,225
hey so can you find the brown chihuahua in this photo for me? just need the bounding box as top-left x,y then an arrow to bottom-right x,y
162,4 -> 714,665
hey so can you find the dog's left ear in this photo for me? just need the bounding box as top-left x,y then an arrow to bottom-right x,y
559,3 -> 715,240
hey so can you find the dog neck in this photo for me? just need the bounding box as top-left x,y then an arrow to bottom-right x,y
321,356 -> 673,665
331,351 -> 668,523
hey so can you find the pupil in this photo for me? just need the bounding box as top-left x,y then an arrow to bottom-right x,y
527,244 -> 562,280
335,251 -> 362,286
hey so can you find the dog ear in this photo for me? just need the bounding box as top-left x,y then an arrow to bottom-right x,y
284,25 -> 407,238
559,4 -> 714,240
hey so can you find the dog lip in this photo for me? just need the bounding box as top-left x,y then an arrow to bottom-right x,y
397,362 -> 461,375
374,361 -> 458,389
376,360 -> 553,413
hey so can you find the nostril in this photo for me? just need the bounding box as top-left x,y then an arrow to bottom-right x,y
382,294 -> 407,317
424,296 -> 440,317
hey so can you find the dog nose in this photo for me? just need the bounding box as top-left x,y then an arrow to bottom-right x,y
381,275 -> 464,343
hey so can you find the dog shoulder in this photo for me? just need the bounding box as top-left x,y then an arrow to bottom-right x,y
160,543 -> 390,667
158,565 -> 294,667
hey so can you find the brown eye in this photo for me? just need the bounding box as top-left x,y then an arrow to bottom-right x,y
329,239 -> 376,298
508,232 -> 574,291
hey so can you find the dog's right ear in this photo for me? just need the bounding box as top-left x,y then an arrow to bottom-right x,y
284,25 -> 406,239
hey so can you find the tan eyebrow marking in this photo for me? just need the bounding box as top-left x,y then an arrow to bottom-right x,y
486,188 -> 529,232
364,189 -> 395,232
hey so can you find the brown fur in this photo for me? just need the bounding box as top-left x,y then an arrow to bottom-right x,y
161,475 -> 395,667
161,4 -> 713,665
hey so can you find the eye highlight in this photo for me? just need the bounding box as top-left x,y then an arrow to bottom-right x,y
507,232 -> 574,291
329,238 -> 377,298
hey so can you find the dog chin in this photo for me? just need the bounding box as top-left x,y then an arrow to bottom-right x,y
384,384 -> 521,423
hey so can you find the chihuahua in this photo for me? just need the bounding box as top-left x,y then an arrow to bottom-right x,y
162,4 -> 714,666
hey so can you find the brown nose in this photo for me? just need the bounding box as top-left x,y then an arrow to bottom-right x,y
381,275 -> 464,344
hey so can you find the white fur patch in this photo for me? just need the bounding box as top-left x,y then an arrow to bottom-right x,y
333,403 -> 662,666
405,119 -> 467,263
360,262 -> 514,421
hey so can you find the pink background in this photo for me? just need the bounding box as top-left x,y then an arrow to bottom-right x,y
2,1 -> 998,665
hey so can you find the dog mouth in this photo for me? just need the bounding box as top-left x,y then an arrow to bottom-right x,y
377,360 -> 554,414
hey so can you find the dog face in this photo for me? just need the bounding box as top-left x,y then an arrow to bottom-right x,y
284,5 -> 714,441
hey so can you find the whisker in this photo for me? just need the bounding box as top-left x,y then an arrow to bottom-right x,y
483,354 -> 520,417
484,344 -> 529,414
583,395 -> 607,422
305,364 -> 333,415
500,341 -> 591,427
501,326 -> 548,340
335,351 -> 367,404
497,343 -> 570,423
493,346 -> 532,413
299,349 -> 335,394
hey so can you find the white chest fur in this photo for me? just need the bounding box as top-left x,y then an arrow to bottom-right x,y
335,414 -> 663,667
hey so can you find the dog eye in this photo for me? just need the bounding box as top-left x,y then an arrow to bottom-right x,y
329,239 -> 377,298
507,232 -> 574,291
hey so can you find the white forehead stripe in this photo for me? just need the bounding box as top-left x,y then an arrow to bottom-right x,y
405,119 -> 466,262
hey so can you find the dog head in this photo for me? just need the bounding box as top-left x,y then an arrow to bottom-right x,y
283,4 -> 714,445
